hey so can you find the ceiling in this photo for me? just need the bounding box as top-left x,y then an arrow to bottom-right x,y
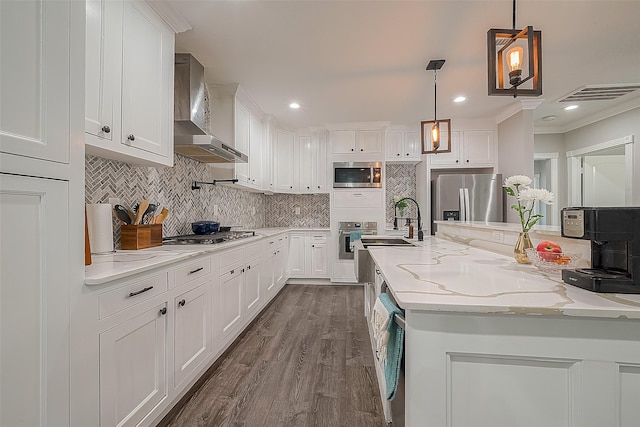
167,0 -> 640,133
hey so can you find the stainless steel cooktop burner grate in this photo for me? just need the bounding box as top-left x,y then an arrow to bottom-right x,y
162,230 -> 256,245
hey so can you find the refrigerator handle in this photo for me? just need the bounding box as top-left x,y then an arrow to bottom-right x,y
459,188 -> 466,221
464,188 -> 470,221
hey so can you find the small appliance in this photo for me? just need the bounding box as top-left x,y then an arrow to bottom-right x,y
561,207 -> 640,293
333,162 -> 382,188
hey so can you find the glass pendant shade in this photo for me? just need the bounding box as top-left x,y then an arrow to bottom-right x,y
431,122 -> 440,150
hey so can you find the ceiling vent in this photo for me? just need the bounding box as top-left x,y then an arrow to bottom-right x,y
559,84 -> 640,102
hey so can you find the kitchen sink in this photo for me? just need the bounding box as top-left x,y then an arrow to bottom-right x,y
360,237 -> 416,247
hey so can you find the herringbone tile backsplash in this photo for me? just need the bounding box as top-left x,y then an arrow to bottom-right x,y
385,163 -> 417,225
85,154 -> 330,248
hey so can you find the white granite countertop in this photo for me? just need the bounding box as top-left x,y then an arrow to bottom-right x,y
368,237 -> 640,319
434,220 -> 561,236
85,227 -> 329,285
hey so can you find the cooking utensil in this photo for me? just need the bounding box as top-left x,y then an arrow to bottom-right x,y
155,207 -> 169,224
142,203 -> 157,224
134,200 -> 149,225
192,221 -> 220,235
113,204 -> 133,225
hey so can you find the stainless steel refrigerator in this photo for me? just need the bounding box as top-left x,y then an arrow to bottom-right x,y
431,173 -> 503,234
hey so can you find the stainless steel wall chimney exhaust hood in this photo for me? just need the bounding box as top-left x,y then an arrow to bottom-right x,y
174,54 -> 248,163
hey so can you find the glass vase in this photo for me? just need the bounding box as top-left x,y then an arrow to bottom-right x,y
514,232 -> 533,264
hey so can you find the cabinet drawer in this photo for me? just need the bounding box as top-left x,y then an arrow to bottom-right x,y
175,257 -> 211,287
334,190 -> 382,208
307,233 -> 328,242
218,247 -> 245,273
244,242 -> 263,260
99,272 -> 168,319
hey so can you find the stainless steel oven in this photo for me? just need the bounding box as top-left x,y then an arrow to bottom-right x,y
333,162 -> 382,188
338,221 -> 377,260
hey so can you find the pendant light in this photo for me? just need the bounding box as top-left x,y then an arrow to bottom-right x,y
422,59 -> 451,154
487,0 -> 542,97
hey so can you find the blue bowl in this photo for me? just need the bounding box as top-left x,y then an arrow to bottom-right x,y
191,221 -> 220,235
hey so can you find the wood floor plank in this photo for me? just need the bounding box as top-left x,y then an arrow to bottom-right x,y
163,284 -> 387,427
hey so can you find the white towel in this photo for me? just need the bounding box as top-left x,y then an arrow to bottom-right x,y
371,296 -> 391,365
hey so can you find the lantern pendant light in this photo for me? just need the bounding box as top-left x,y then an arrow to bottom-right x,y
487,0 -> 542,97
422,59 -> 451,154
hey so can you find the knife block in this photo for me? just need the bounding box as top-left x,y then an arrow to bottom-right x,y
121,224 -> 162,250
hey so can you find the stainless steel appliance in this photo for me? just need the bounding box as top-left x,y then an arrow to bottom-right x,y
431,173 -> 503,234
354,237 -> 416,283
338,221 -> 377,260
561,207 -> 640,293
333,162 -> 382,188
173,53 -> 248,163
163,230 -> 256,245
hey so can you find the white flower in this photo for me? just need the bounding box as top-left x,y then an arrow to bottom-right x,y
518,188 -> 554,205
504,175 -> 532,187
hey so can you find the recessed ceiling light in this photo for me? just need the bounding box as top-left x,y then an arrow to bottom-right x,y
564,105 -> 579,111
453,96 -> 466,103
542,115 -> 557,121
289,102 -> 300,109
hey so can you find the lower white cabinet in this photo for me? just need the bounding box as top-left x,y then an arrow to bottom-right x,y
244,255 -> 263,319
173,278 -> 212,389
289,232 -> 329,278
288,233 -> 306,276
308,240 -> 328,277
99,301 -> 169,427
218,257 -> 245,348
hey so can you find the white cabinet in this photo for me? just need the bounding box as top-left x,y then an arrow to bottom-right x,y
289,232 -> 329,278
244,252 -> 264,319
429,130 -> 495,168
100,301 -> 168,427
332,129 -> 382,154
333,189 -> 383,208
299,136 -> 314,192
173,277 -> 212,389
315,132 -> 329,192
85,0 -> 175,167
217,253 -> 245,347
274,131 -> 297,192
288,233 -> 307,276
248,113 -> 264,188
233,101 -> 251,184
385,131 -> 421,162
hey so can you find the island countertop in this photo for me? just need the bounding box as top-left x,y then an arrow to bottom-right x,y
368,237 -> 640,319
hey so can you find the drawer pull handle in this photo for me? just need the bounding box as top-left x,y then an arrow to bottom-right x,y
247,265 -> 251,270
127,134 -> 135,141
178,299 -> 186,307
230,269 -> 235,274
189,267 -> 204,275
159,307 -> 167,316
101,125 -> 111,133
128,286 -> 153,297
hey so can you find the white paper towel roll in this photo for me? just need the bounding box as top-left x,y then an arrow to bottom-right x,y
86,203 -> 114,254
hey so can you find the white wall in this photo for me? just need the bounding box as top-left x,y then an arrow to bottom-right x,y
534,133 -> 566,211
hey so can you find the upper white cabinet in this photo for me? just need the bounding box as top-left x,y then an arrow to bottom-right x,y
274,131 -> 297,192
298,132 -> 329,193
332,129 -> 382,154
429,130 -> 495,168
85,0 -> 175,167
385,130 -> 421,162
0,0 -> 71,164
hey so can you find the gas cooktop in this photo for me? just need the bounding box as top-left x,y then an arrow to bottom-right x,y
162,230 -> 256,245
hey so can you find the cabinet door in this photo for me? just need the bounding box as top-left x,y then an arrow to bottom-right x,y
358,130 -> 382,153
385,132 -> 403,159
429,130 -> 461,167
244,257 -> 262,318
234,102 -> 250,183
264,248 -> 278,297
174,280 -> 212,388
288,234 -> 306,276
314,132 -> 329,192
249,113 -> 263,187
121,1 -> 173,160
463,130 -> 494,166
309,243 -> 328,277
275,131 -> 295,191
332,130 -> 357,153
0,0 -> 70,163
218,267 -> 243,344
299,136 -> 313,192
85,0 -> 121,142
100,302 -> 168,427
405,131 -> 421,160
0,173 -> 70,426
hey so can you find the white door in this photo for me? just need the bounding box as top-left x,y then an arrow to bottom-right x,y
234,102 -> 250,183
0,0 -> 70,163
358,130 -> 382,153
314,132 -> 329,192
404,131 -> 421,160
310,243 -> 328,277
299,136 -> 313,192
332,130 -> 356,153
288,234 -> 306,276
275,131 -> 295,191
1,173 -> 70,426
249,113 -> 263,187
174,281 -> 212,388
100,303 -> 168,427
583,154 -> 626,206
244,257 -> 262,317
463,130 -> 494,166
385,132 -> 404,159
218,268 -> 244,344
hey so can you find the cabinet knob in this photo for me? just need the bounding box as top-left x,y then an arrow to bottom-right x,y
456,160 -> 459,163
312,244 -> 315,247
178,299 -> 186,307
466,159 -> 469,163
360,148 -> 364,151
290,186 -> 293,189
406,153 -> 409,156
159,307 -> 167,316
351,148 -> 354,151
317,186 -> 320,189
397,153 -> 400,156
307,186 -> 310,189
101,125 -> 111,134
247,265 -> 251,270
127,134 -> 135,142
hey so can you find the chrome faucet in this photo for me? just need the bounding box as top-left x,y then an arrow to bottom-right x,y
393,197 -> 423,241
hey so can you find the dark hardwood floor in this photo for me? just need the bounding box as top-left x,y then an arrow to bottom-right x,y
163,284 -> 387,427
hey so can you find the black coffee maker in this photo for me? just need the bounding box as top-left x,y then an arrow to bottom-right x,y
561,207 -> 640,293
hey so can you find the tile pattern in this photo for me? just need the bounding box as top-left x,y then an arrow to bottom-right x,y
265,193 -> 330,228
385,163 -> 417,225
86,154 -> 266,247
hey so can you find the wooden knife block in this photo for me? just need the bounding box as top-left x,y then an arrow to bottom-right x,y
121,224 -> 162,250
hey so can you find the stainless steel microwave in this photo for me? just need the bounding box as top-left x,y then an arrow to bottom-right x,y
333,162 -> 382,188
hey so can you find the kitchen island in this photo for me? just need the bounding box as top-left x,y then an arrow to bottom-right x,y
368,237 -> 640,427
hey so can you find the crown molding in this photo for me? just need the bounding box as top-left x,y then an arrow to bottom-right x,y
145,1 -> 192,33
495,99 -> 544,124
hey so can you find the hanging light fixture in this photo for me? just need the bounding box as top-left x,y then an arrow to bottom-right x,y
422,59 -> 451,154
487,0 -> 542,97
